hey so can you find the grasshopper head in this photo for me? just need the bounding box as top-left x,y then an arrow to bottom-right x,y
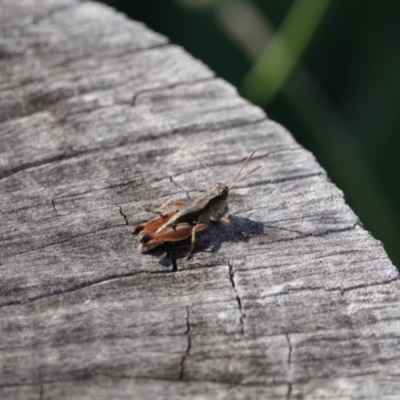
209,183 -> 229,197
211,183 -> 229,199
207,183 -> 229,213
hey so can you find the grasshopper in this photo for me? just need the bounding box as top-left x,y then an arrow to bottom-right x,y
132,151 -> 261,259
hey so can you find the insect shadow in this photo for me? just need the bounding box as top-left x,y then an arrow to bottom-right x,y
154,215 -> 264,266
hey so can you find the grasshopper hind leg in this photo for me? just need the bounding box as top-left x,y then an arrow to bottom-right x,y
138,223 -> 194,253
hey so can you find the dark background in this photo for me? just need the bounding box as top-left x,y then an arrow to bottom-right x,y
100,0 -> 400,268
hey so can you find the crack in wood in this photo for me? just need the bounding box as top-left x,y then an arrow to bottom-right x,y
0,265 -> 189,309
285,333 -> 292,366
118,206 -> 129,225
244,255 -> 388,276
228,261 -> 245,335
0,270 -> 151,309
6,224 -> 127,258
252,275 -> 400,301
339,275 -> 400,295
45,42 -> 170,76
179,306 -> 191,380
37,383 -> 44,400
247,172 -> 326,188
0,144 -> 117,181
0,299 -> 22,308
131,77 -> 215,106
262,224 -> 306,236
260,223 -> 361,245
168,117 -> 268,139
0,152 -> 86,180
286,383 -> 292,400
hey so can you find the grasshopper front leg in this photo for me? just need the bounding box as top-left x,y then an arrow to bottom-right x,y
215,215 -> 239,233
186,223 -> 208,259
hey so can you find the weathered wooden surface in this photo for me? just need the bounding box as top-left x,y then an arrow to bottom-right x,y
1,1 -> 400,399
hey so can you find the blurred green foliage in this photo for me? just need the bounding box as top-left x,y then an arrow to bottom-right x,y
101,0 -> 400,268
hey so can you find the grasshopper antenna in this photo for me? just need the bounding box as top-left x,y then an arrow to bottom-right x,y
228,165 -> 261,189
227,151 -> 261,189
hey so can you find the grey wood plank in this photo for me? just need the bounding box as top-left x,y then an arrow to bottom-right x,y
0,1 -> 399,399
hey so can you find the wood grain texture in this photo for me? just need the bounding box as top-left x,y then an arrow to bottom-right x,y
1,1 -> 399,399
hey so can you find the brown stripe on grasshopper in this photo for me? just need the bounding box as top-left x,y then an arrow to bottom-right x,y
132,211 -> 179,235
133,151 -> 260,259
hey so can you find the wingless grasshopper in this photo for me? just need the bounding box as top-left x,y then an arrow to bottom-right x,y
132,151 -> 261,259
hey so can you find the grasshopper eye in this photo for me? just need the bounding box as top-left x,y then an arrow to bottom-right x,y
219,187 -> 228,197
